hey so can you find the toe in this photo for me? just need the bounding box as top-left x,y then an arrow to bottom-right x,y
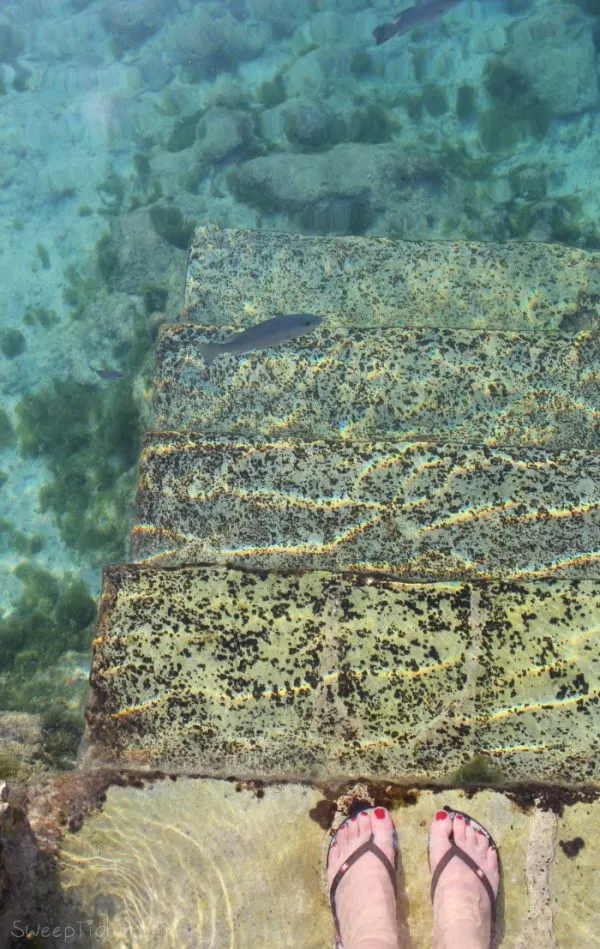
485,841 -> 499,871
474,828 -> 488,851
452,812 -> 467,843
463,819 -> 477,850
429,808 -> 453,868
371,807 -> 397,864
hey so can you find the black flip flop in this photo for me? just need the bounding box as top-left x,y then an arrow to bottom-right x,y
429,805 -> 499,946
328,807 -> 398,949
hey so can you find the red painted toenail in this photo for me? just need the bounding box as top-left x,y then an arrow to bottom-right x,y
360,810 -> 369,817
455,814 -> 464,820
476,829 -> 485,836
351,815 -> 357,821
435,811 -> 448,821
374,808 -> 386,820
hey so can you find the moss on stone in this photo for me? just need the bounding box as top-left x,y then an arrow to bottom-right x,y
478,107 -> 519,152
97,172 -> 125,211
0,408 -> 15,449
256,75 -> 286,108
456,84 -> 476,121
95,232 -> 119,285
0,563 -> 96,668
348,103 -> 393,143
133,152 -> 151,179
149,205 -> 194,250
41,703 -> 85,767
508,166 -> 547,201
16,375 -> 143,563
452,753 -> 504,786
421,83 -> 448,117
349,50 -> 374,77
37,242 -> 51,269
23,306 -> 59,329
142,283 -> 169,314
166,111 -> 202,152
479,58 -> 550,152
1,327 -> 26,358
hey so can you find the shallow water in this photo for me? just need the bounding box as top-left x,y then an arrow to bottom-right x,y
0,0 -> 599,942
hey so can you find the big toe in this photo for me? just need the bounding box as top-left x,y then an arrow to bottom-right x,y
371,807 -> 397,863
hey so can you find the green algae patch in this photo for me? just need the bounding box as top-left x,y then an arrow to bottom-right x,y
149,205 -> 194,250
16,377 -> 142,563
478,58 -> 550,152
95,232 -> 120,285
451,754 -> 505,787
166,111 -> 202,153
456,84 -> 476,121
1,328 -> 26,358
0,564 -> 95,668
421,83 -> 448,117
23,306 -> 60,329
0,408 -> 15,450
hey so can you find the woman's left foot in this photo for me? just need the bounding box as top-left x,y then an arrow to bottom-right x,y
327,807 -> 400,949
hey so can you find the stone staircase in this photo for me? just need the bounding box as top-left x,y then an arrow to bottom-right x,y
85,226 -> 600,788
44,226 -> 600,949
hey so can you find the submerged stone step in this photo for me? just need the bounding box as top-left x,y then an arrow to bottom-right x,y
155,323 -> 600,446
185,225 -> 600,335
86,563 -> 600,785
132,435 -> 600,582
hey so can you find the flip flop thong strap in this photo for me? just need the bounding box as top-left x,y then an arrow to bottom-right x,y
330,835 -> 397,942
430,842 -> 497,926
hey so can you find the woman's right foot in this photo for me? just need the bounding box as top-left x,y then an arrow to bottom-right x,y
429,809 -> 500,949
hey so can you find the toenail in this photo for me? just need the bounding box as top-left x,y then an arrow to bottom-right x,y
455,814 -> 464,820
360,810 -> 369,817
351,815 -> 357,821
476,829 -> 485,836
434,811 -> 448,821
374,808 -> 386,820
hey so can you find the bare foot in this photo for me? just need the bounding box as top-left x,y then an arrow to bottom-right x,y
327,807 -> 400,949
429,808 -> 500,949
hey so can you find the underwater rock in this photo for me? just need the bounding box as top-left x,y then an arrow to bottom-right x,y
110,208 -> 185,298
507,14 -> 599,117
167,3 -> 269,79
100,0 -> 169,53
196,107 -> 256,165
284,98 -> 333,148
230,143 -> 435,214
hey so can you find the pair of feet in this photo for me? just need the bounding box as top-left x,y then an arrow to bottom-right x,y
327,807 -> 500,949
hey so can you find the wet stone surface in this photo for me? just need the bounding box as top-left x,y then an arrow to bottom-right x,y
87,564 -> 600,784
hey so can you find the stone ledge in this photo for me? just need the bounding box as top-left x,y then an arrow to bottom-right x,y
86,563 -> 600,784
185,226 -> 600,335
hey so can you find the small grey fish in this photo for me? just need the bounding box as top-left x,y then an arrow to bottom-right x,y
373,0 -> 463,45
93,367 -> 124,381
198,313 -> 324,367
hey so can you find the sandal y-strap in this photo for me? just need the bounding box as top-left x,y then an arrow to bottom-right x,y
329,830 -> 397,947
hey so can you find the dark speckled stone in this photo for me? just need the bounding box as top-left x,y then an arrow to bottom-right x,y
86,564 -> 600,783
131,435 -> 600,581
184,226 -> 600,334
154,324 -> 600,448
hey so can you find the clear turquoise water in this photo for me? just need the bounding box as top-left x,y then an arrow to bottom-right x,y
0,0 -> 598,774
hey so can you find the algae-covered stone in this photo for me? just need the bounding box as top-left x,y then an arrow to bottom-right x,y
133,435 -> 600,582
153,323 -> 600,447
87,564 -> 600,784
183,227 -> 600,334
